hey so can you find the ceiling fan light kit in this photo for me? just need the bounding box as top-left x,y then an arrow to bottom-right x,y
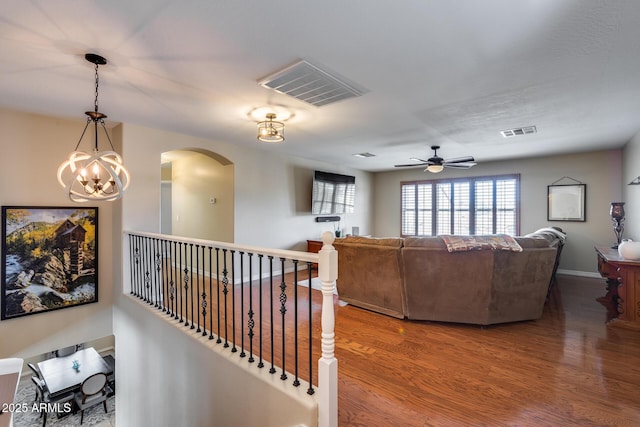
395,145 -> 476,173
426,164 -> 444,173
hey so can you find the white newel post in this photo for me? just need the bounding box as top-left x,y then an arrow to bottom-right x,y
317,231 -> 338,427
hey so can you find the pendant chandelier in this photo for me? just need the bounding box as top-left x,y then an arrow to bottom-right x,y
57,53 -> 130,202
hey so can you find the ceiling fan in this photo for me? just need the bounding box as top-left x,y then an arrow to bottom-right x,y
394,145 -> 476,173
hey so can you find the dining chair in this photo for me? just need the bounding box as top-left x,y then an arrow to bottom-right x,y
54,345 -> 78,357
28,362 -> 42,379
102,354 -> 116,395
74,372 -> 109,425
31,377 -> 74,426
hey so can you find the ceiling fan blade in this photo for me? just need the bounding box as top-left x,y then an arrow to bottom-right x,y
444,162 -> 477,169
410,157 -> 430,163
395,162 -> 428,168
443,156 -> 475,164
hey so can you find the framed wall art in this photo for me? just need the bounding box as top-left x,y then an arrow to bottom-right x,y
547,183 -> 586,222
1,206 -> 98,320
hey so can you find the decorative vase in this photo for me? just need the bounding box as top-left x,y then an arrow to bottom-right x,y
618,240 -> 640,260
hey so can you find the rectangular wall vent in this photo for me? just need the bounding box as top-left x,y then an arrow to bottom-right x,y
501,126 -> 537,138
258,60 -> 368,107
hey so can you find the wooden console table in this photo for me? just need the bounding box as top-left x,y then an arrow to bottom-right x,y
594,245 -> 640,329
307,240 -> 323,270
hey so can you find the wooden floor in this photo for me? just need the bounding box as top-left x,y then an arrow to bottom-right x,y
149,268 -> 640,426
334,274 -> 640,426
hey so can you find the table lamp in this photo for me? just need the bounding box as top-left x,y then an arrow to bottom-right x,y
610,202 -> 625,249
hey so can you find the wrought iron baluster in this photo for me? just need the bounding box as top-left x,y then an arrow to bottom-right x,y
239,251 -> 246,358
200,245 -> 208,336
129,235 -> 136,296
161,239 -> 167,313
196,244 -> 201,333
307,261 -> 315,395
168,241 -> 175,318
206,246 -> 213,338
189,243 -> 194,329
222,249 -> 229,348
279,257 -> 288,381
257,254 -> 264,369
131,235 -> 138,297
178,242 -> 184,323
144,237 -> 152,304
248,252 -> 255,363
293,260 -> 300,387
269,256 -> 276,375
154,238 -> 162,308
170,241 -> 177,319
231,250 -> 237,353
184,243 -> 191,326
216,248 -> 222,343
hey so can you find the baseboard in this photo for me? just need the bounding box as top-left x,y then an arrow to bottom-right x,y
557,269 -> 601,278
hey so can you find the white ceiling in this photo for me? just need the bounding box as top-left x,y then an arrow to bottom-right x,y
2,1 -> 640,172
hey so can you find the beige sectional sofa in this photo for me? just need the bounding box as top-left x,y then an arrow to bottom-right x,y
333,231 -> 563,325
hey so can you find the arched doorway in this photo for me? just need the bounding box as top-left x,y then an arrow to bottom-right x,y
160,149 -> 234,242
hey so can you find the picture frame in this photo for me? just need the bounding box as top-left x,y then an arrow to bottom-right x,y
1,206 -> 98,320
547,184 -> 586,222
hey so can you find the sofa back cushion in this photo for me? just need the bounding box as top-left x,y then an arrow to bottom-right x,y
401,238 -> 495,323
337,236 -> 404,248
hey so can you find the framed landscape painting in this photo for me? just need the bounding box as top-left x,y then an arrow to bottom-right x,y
1,206 -> 98,320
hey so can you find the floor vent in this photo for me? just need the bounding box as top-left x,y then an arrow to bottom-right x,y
501,126 -> 537,138
258,60 -> 368,107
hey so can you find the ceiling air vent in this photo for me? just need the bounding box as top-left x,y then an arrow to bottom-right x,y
501,126 -> 537,138
353,152 -> 376,158
258,60 -> 368,107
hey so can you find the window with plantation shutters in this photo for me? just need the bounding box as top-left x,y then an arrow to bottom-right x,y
400,174 -> 520,237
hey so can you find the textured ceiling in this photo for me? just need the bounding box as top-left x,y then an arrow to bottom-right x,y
1,1 -> 639,171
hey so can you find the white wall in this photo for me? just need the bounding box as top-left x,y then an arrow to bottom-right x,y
623,132 -> 640,240
373,150 -> 623,274
0,108 -> 115,359
114,295 -> 316,427
171,151 -> 235,242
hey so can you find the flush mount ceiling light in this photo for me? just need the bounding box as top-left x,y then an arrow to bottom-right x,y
248,105 -> 294,122
257,113 -> 285,143
57,53 -> 130,202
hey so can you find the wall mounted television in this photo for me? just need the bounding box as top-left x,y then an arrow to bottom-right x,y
312,170 -> 356,215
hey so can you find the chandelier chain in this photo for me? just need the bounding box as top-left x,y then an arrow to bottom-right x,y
94,62 -> 100,113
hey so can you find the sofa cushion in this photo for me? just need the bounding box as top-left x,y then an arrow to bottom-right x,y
403,236 -> 446,249
515,236 -> 556,249
338,236 -> 404,248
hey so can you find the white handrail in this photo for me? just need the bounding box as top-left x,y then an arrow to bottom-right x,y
125,229 -> 319,264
